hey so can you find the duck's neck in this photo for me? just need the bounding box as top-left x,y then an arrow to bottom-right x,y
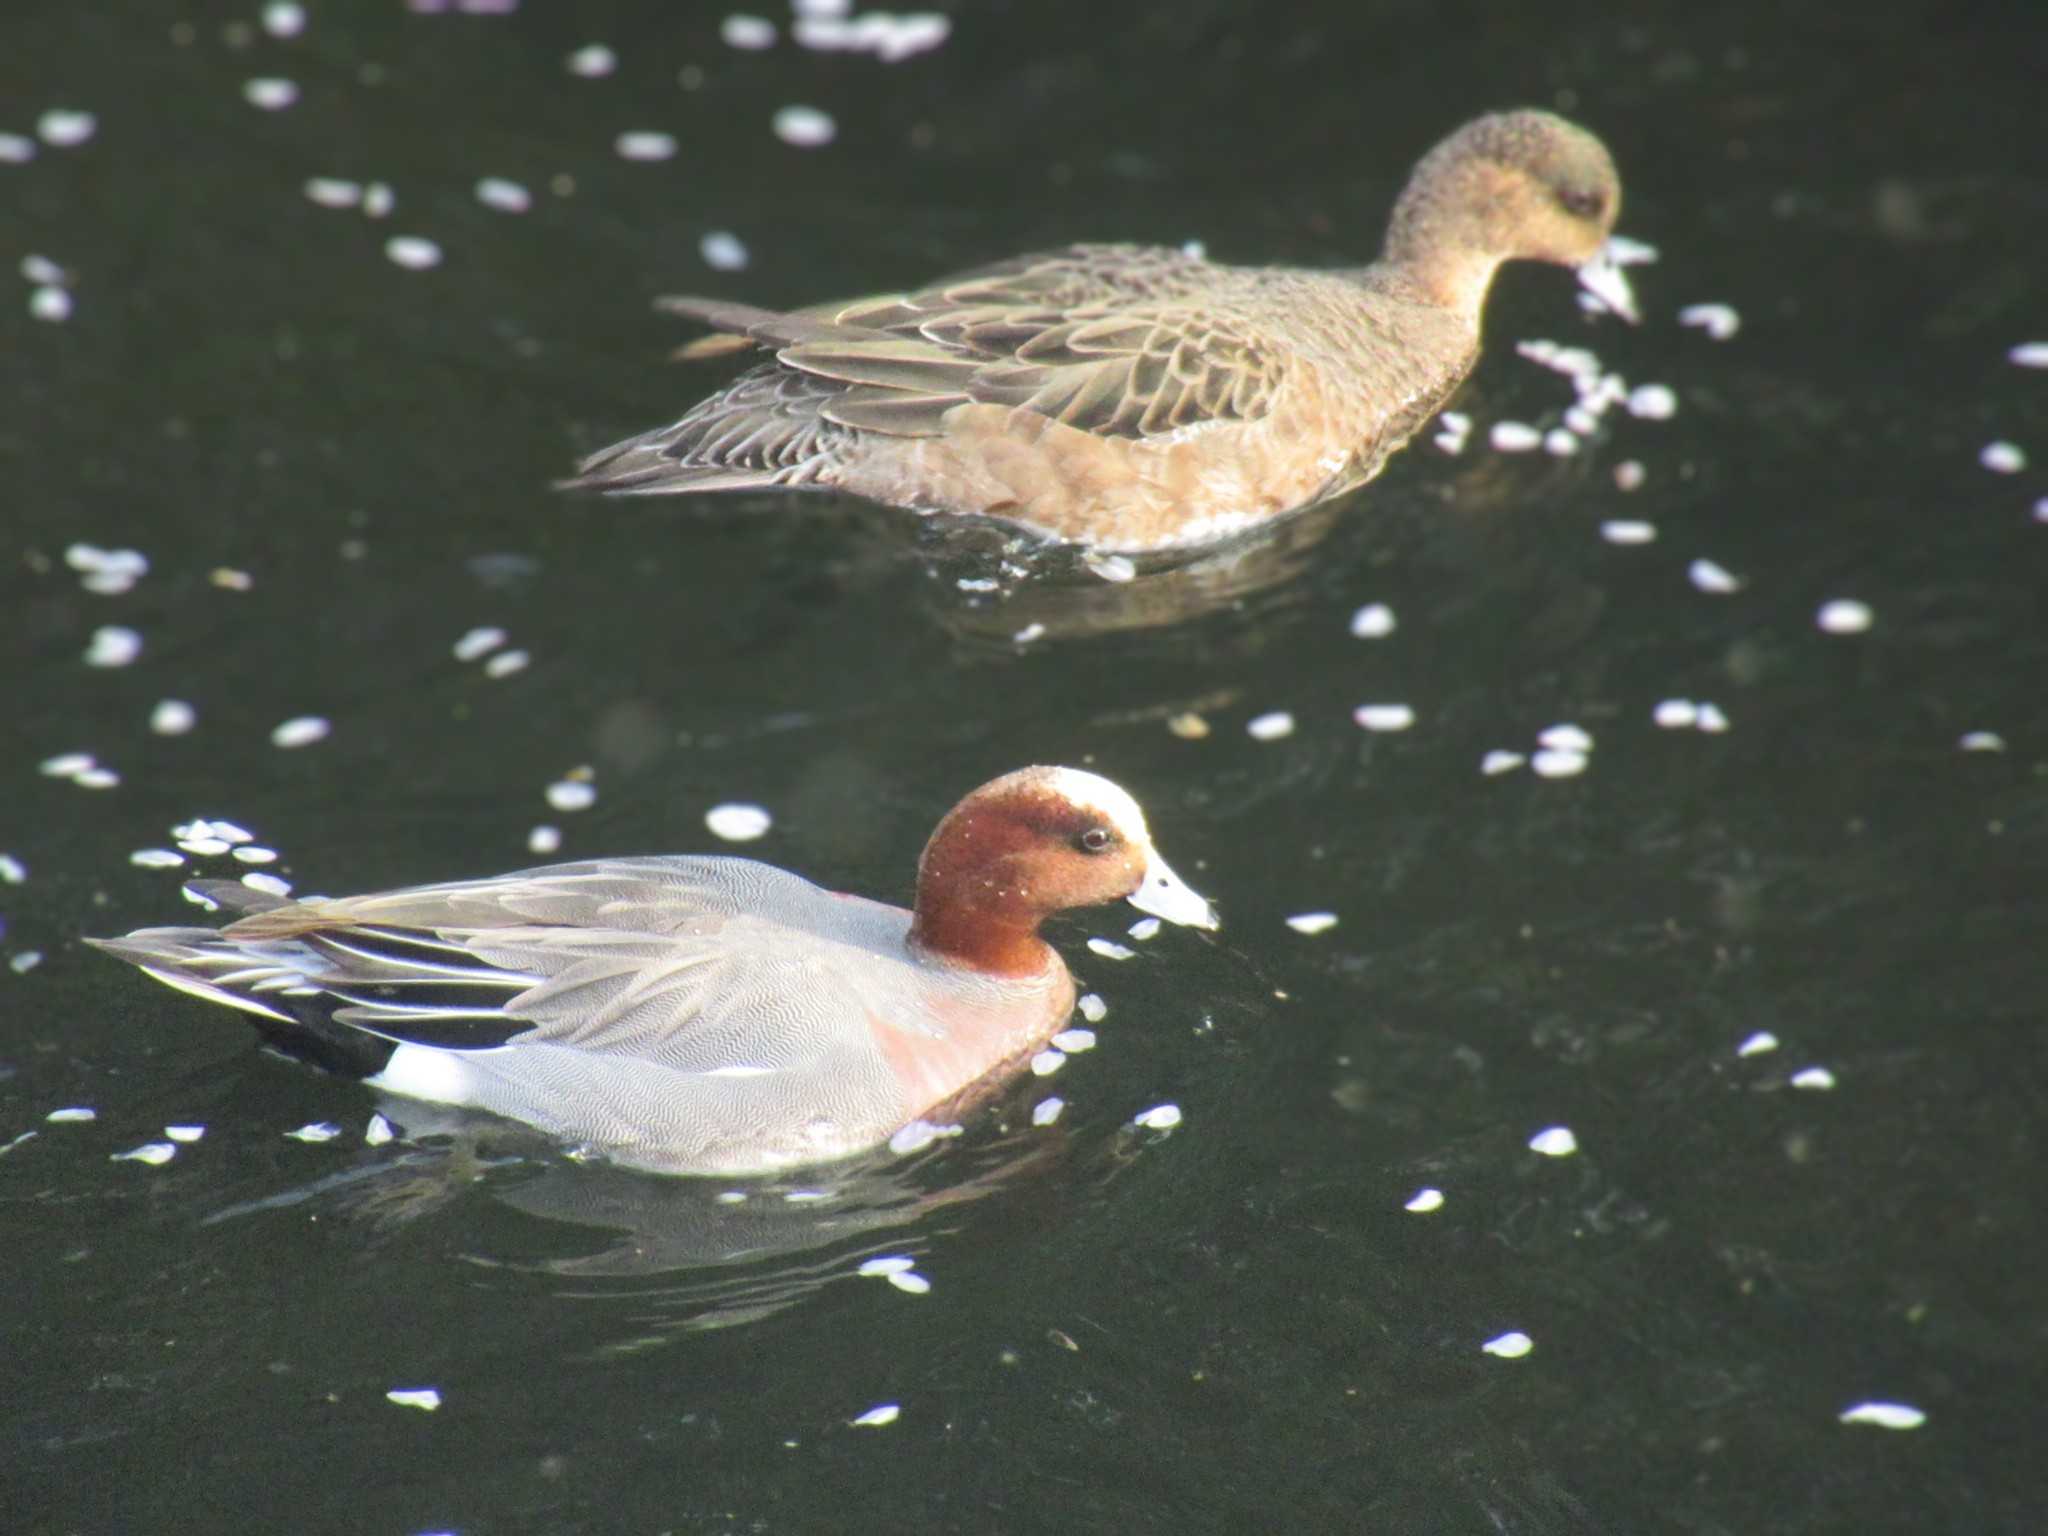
908,897 -> 1054,978
906,816 -> 1058,979
1379,161 -> 1507,324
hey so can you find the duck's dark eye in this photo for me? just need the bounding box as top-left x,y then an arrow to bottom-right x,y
1078,827 -> 1114,854
1558,186 -> 1608,221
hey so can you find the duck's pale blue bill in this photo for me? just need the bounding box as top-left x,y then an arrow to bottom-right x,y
1576,242 -> 1641,324
1129,855 -> 1219,930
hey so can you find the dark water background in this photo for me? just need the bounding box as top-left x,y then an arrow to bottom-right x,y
5,2 -> 2045,1532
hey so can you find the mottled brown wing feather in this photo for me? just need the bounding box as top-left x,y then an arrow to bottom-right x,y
657,244 -> 1284,443
890,242 -> 1232,313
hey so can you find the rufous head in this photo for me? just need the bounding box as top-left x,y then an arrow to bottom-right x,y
909,766 -> 1215,975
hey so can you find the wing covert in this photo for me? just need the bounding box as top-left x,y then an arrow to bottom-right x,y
659,244 -> 1286,443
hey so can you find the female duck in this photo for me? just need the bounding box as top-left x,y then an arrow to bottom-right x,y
90,767 -> 1216,1176
567,109 -> 1633,551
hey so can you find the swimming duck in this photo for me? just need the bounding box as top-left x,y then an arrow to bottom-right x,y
89,767 -> 1216,1176
565,109 -> 1632,552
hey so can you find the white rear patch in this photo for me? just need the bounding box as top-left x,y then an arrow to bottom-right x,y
368,1043 -> 480,1107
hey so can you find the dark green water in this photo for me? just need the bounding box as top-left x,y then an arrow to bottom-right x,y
5,2 -> 2044,1532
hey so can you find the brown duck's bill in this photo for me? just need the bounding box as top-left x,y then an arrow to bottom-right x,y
1128,853 -> 1219,930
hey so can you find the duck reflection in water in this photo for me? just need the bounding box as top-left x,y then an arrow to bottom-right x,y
203,1096 -> 1070,1338
905,496 -> 1355,643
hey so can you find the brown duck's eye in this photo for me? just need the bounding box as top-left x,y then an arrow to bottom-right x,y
1078,827 -> 1114,854
1559,187 -> 1608,221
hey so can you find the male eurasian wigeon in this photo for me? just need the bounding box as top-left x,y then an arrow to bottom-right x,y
566,109 -> 1633,551
89,767 -> 1216,1176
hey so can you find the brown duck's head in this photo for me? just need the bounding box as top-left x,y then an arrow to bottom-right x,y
1385,109 -> 1631,319
909,766 -> 1216,977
